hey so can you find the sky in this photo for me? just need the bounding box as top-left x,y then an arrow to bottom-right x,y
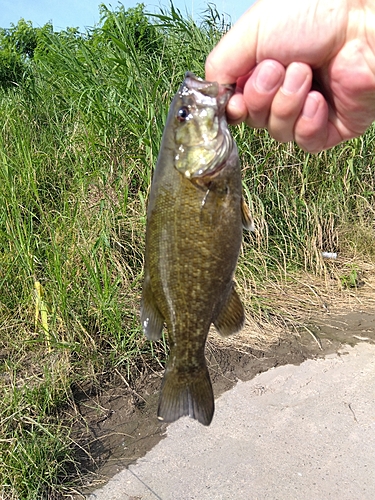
2,1 -> 254,31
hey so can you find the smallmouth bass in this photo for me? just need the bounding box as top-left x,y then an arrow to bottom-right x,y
141,72 -> 252,426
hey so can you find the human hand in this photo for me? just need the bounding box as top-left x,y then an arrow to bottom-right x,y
205,0 -> 375,152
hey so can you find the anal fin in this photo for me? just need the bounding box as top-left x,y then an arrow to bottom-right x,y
214,285 -> 245,337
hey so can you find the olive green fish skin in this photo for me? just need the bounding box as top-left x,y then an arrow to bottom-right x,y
141,73 -> 244,426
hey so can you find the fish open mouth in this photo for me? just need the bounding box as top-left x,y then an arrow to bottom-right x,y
174,72 -> 235,181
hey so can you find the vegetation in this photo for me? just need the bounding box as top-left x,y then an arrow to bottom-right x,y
0,2 -> 374,497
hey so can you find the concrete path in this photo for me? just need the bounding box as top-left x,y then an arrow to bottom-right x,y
88,342 -> 375,500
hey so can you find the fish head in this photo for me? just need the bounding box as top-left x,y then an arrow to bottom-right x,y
172,72 -> 235,181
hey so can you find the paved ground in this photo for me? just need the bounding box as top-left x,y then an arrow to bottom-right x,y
88,341 -> 375,500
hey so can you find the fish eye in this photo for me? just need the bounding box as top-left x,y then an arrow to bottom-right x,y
177,106 -> 190,122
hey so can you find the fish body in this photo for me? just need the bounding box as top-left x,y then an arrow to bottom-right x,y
141,72 -> 246,426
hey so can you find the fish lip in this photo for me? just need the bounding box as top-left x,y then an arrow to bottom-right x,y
183,72 -> 235,108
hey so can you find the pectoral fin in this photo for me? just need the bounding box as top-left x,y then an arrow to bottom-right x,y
140,273 -> 164,340
214,285 -> 245,337
241,196 -> 255,231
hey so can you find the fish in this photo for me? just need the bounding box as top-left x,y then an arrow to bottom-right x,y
141,72 -> 252,426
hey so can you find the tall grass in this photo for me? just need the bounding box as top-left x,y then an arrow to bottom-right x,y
1,2 -> 375,497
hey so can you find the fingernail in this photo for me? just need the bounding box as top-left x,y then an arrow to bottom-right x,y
282,63 -> 308,95
302,94 -> 319,119
255,62 -> 283,93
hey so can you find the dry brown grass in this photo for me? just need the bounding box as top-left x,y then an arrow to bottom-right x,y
209,254 -> 375,354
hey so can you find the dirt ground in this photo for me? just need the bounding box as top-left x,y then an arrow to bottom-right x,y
72,304 -> 375,495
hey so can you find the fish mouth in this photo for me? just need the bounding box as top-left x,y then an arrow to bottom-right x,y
183,72 -> 235,110
174,72 -> 235,181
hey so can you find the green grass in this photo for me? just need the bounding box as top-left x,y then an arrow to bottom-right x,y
1,2 -> 375,497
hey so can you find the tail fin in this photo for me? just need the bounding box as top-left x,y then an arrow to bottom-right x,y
157,364 -> 214,426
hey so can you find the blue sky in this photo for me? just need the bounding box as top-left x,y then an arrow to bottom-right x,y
2,1 -> 254,31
